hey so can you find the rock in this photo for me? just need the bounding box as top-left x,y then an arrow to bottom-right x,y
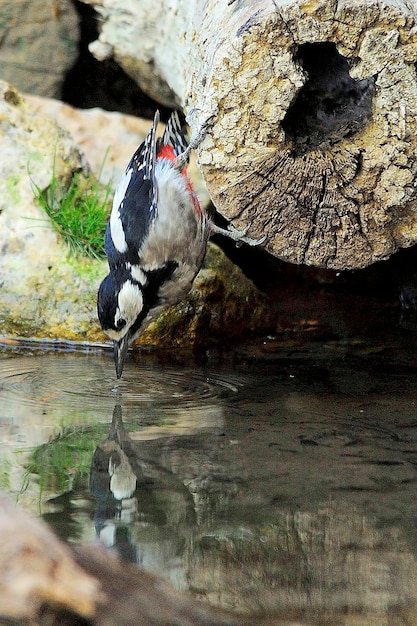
0,81 -> 104,342
0,0 -> 79,98
23,94 -> 151,185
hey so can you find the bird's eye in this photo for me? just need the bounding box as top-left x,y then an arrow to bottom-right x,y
116,318 -> 126,330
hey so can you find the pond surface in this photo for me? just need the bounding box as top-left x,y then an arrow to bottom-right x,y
1,333 -> 417,625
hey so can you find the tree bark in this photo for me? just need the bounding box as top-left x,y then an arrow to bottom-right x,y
84,0 -> 417,270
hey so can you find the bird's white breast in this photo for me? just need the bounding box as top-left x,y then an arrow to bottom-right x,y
110,167 -> 133,253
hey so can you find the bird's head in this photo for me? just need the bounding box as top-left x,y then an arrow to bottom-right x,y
97,267 -> 147,378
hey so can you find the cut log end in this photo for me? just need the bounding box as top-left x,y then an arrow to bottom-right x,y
194,1 -> 417,270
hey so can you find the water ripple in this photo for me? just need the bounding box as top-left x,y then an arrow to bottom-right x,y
0,351 -> 243,425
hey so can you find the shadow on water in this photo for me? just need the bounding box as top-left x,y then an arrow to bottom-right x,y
2,335 -> 417,623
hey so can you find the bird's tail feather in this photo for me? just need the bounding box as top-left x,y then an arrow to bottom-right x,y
162,111 -> 189,162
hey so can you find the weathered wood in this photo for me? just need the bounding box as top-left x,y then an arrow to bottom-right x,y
84,0 -> 417,269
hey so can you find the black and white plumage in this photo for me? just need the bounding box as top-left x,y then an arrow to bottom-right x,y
97,110 -> 264,378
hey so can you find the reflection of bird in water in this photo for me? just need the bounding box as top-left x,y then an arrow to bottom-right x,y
91,404 -> 139,502
108,446 -> 136,500
90,404 -> 196,568
90,405 -> 141,562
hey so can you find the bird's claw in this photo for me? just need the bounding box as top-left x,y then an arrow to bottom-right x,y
227,223 -> 267,247
174,112 -> 215,171
209,220 -> 266,247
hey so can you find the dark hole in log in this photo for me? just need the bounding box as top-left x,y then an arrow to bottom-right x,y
282,42 -> 374,154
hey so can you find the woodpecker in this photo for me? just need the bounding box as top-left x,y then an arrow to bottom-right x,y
97,110 -> 264,378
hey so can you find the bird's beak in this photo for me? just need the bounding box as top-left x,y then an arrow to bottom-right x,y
114,336 -> 130,379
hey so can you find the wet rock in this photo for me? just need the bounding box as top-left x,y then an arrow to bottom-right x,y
0,0 -> 79,98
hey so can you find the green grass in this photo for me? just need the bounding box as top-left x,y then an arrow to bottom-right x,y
31,156 -> 112,260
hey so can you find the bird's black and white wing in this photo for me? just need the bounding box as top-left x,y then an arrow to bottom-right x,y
105,111 -> 160,268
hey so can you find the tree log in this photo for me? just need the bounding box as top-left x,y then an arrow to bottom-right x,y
84,0 -> 417,270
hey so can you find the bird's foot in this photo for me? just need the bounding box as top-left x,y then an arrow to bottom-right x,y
174,112 -> 215,170
209,220 -> 266,247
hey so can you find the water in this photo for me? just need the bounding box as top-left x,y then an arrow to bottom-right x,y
1,335 -> 417,624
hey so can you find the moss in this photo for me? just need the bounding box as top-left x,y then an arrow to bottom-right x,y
67,256 -> 107,284
32,161 -> 111,260
0,314 -> 44,337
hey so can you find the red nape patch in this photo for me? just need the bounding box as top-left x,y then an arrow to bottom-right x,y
157,144 -> 176,161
